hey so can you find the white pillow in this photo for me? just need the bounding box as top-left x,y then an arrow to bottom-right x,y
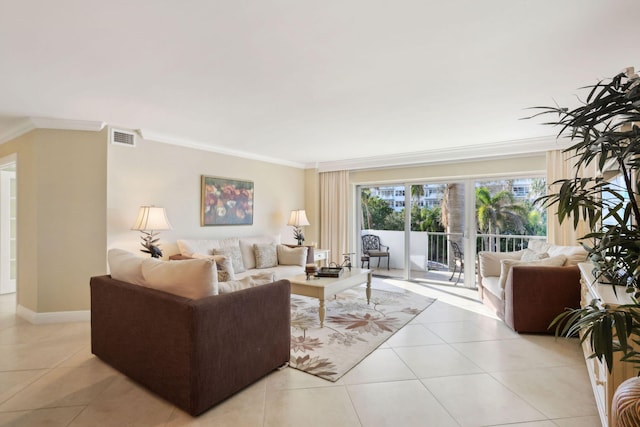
498,255 -> 568,290
547,244 -> 588,266
141,258 -> 218,299
239,235 -> 281,269
478,250 -> 525,278
254,242 -> 278,268
218,272 -> 275,294
107,248 -> 147,286
277,244 -> 308,266
213,245 -> 246,274
520,248 -> 550,262
527,240 -> 550,253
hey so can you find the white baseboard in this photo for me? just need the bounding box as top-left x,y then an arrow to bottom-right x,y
16,305 -> 90,324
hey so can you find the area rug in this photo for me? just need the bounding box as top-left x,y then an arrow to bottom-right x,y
289,280 -> 436,381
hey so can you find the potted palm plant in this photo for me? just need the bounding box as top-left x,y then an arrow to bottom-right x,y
530,66 -> 640,373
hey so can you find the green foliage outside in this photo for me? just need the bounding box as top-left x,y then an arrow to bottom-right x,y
361,186 -> 546,236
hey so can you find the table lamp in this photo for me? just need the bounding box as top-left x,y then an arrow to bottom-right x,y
287,209 -> 310,245
131,206 -> 172,258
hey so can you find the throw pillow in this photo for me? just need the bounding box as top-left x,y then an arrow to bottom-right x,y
239,235 -> 281,269
498,255 -> 568,290
141,257 -> 218,298
213,245 -> 246,274
254,242 -> 278,268
277,244 -> 308,266
107,248 -> 147,286
520,248 -> 550,262
191,253 -> 236,281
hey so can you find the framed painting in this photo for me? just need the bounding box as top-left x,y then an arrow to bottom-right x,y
201,175 -> 254,226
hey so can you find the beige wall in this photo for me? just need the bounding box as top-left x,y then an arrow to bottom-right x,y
0,129 -> 108,313
107,138 -> 306,257
349,155 -> 546,184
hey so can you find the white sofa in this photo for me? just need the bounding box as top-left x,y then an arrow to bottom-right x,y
173,236 -> 310,290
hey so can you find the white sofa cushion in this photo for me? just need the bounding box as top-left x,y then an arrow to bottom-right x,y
107,248 -> 147,286
254,242 -> 278,268
141,257 -> 218,299
277,244 -> 308,266
177,237 -> 240,257
239,235 -> 280,270
498,255 -> 568,290
219,272 -> 275,294
478,250 -> 525,278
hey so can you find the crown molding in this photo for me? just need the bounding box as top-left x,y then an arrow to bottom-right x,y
312,136 -> 571,172
28,117 -> 106,131
0,118 -> 35,144
139,129 -> 306,169
0,117 -> 106,145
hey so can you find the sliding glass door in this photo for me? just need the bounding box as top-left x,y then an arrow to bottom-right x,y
358,175 -> 545,288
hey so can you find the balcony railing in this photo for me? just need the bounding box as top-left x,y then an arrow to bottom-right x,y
360,229 -> 546,273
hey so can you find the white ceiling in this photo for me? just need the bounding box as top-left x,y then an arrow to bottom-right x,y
0,0 -> 638,169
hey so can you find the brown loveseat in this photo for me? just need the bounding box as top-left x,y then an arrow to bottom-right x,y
90,275 -> 291,416
477,244 -> 585,333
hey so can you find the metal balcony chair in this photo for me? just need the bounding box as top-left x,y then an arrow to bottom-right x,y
361,234 -> 390,270
449,241 -> 464,284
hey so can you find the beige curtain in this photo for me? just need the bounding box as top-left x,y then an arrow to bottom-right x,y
319,170 -> 349,265
546,149 -> 598,245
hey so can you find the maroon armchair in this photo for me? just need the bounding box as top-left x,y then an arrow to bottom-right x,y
503,265 -> 581,333
90,275 -> 291,416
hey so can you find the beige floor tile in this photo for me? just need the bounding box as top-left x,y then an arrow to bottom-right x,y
491,365 -> 598,419
492,422 -> 556,427
341,348 -> 417,385
0,369 -> 47,405
426,319 -> 519,343
412,301 -> 490,324
264,386 -> 360,427
551,415 -> 602,426
347,379 -> 459,427
0,322 -> 89,347
266,366 -> 342,390
452,335 -> 583,372
422,373 -> 546,427
385,323 -> 445,347
0,338 -> 88,371
0,406 -> 84,427
68,376 -> 174,426
0,364 -> 118,411
393,344 -> 483,378
166,377 -> 267,426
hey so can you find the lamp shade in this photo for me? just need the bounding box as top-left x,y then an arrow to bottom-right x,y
131,206 -> 172,231
287,209 -> 310,227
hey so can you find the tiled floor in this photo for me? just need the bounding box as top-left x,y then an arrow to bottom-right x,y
0,278 -> 601,427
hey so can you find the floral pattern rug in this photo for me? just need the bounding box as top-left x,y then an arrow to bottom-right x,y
289,280 -> 436,381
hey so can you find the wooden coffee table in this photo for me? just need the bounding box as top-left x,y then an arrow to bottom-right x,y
287,268 -> 372,327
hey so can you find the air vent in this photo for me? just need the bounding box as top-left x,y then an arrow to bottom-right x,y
110,128 -> 136,147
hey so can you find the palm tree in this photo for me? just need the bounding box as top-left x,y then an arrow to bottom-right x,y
442,183 -> 465,271
476,187 -> 528,250
360,188 -> 372,230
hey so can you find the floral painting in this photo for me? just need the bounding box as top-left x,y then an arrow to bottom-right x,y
201,175 -> 254,226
